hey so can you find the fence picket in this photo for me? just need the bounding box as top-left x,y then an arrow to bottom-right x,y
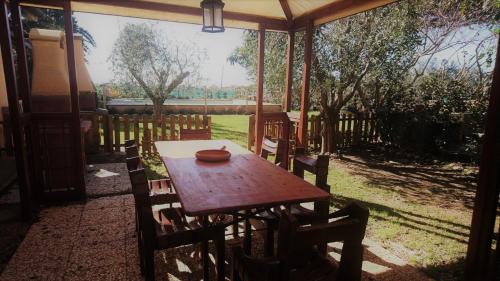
186,114 -> 192,129
113,115 -> 120,152
124,115 -> 130,143
161,114 -> 167,141
195,114 -> 201,129
169,115 -> 176,140
133,114 -> 139,147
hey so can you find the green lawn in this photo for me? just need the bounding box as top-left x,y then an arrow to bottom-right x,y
140,114 -> 470,280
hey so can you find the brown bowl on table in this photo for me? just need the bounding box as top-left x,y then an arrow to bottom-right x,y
195,149 -> 231,162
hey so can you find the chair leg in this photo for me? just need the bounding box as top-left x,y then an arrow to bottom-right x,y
232,214 -> 239,239
144,244 -> 155,281
264,224 -> 274,257
216,236 -> 225,281
138,231 -> 146,275
244,216 -> 252,255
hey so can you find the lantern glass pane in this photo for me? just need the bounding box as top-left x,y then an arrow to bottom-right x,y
214,6 -> 222,27
203,8 -> 213,26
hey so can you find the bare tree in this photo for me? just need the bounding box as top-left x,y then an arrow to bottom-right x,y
110,23 -> 206,115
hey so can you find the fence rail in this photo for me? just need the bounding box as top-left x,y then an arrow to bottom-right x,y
248,112 -> 379,152
81,113 -> 211,156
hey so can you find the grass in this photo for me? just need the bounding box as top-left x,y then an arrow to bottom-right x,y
139,114 -> 471,280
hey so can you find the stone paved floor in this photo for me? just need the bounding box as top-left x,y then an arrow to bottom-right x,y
86,163 -> 132,198
0,163 -> 434,281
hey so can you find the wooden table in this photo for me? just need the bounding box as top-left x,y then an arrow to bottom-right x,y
155,140 -> 330,280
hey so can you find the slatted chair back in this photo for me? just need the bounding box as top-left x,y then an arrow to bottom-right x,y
260,137 -> 288,169
128,168 -> 155,234
126,156 -> 142,171
292,148 -> 330,191
277,203 -> 369,281
125,144 -> 140,158
124,139 -> 136,147
179,128 -> 211,140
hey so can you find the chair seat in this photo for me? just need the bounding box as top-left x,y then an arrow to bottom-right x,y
294,155 -> 318,169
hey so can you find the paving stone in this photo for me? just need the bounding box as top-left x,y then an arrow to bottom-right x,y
84,196 -> 125,211
67,240 -> 125,272
77,222 -> 125,246
64,264 -> 126,281
80,206 -> 125,226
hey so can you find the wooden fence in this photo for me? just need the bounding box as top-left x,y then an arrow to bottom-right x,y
82,113 -> 211,156
248,112 -> 379,152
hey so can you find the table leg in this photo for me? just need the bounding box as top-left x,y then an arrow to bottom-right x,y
216,235 -> 225,281
202,215 -> 210,280
244,210 -> 252,255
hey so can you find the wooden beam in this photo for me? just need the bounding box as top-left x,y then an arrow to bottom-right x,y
298,20 -> 313,147
63,2 -> 86,198
279,0 -> 293,26
0,1 -> 34,219
284,31 -> 295,112
465,36 -> 500,281
20,0 -> 289,31
293,0 -> 397,30
11,0 -> 32,113
255,27 -> 266,154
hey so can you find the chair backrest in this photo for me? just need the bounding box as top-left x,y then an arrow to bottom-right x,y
127,168 -> 155,238
125,143 -> 139,158
124,139 -> 135,147
126,156 -> 142,171
276,203 -> 369,281
179,128 -> 211,140
293,149 -> 329,191
260,136 -> 288,169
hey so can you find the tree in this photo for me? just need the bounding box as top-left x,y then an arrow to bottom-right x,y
21,7 -> 95,55
110,23 -> 206,115
228,31 -> 304,107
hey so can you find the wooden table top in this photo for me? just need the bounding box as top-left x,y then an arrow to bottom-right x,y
155,140 -> 330,216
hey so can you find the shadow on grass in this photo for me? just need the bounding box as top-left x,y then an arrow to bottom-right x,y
336,145 -> 477,210
330,194 -> 472,280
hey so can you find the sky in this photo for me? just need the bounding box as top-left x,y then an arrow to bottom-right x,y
74,12 -> 253,87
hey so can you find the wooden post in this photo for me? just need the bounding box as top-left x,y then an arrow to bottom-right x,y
465,36 -> 500,281
10,0 -> 31,112
284,31 -> 295,112
298,20 -> 313,147
248,115 -> 255,151
63,3 -> 85,198
255,27 -> 266,154
0,1 -> 34,219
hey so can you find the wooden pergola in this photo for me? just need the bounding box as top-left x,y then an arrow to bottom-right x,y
0,1 -> 498,280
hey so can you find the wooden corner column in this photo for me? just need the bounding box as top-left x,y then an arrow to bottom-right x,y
298,20 -> 313,146
284,31 -> 295,112
465,36 -> 500,281
0,0 -> 34,219
63,3 -> 86,198
255,27 -> 266,154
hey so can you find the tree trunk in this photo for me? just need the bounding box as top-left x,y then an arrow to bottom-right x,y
321,108 -> 340,153
152,99 -> 164,116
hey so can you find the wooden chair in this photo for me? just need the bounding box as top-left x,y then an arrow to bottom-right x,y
290,147 -> 331,222
252,148 -> 330,257
232,203 -> 369,281
260,136 -> 288,170
179,128 -> 211,140
128,167 -> 226,281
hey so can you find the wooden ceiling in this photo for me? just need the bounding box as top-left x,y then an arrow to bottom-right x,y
20,0 -> 398,31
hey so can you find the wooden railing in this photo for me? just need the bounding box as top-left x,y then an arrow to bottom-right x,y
81,113 -> 211,156
248,112 -> 379,152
